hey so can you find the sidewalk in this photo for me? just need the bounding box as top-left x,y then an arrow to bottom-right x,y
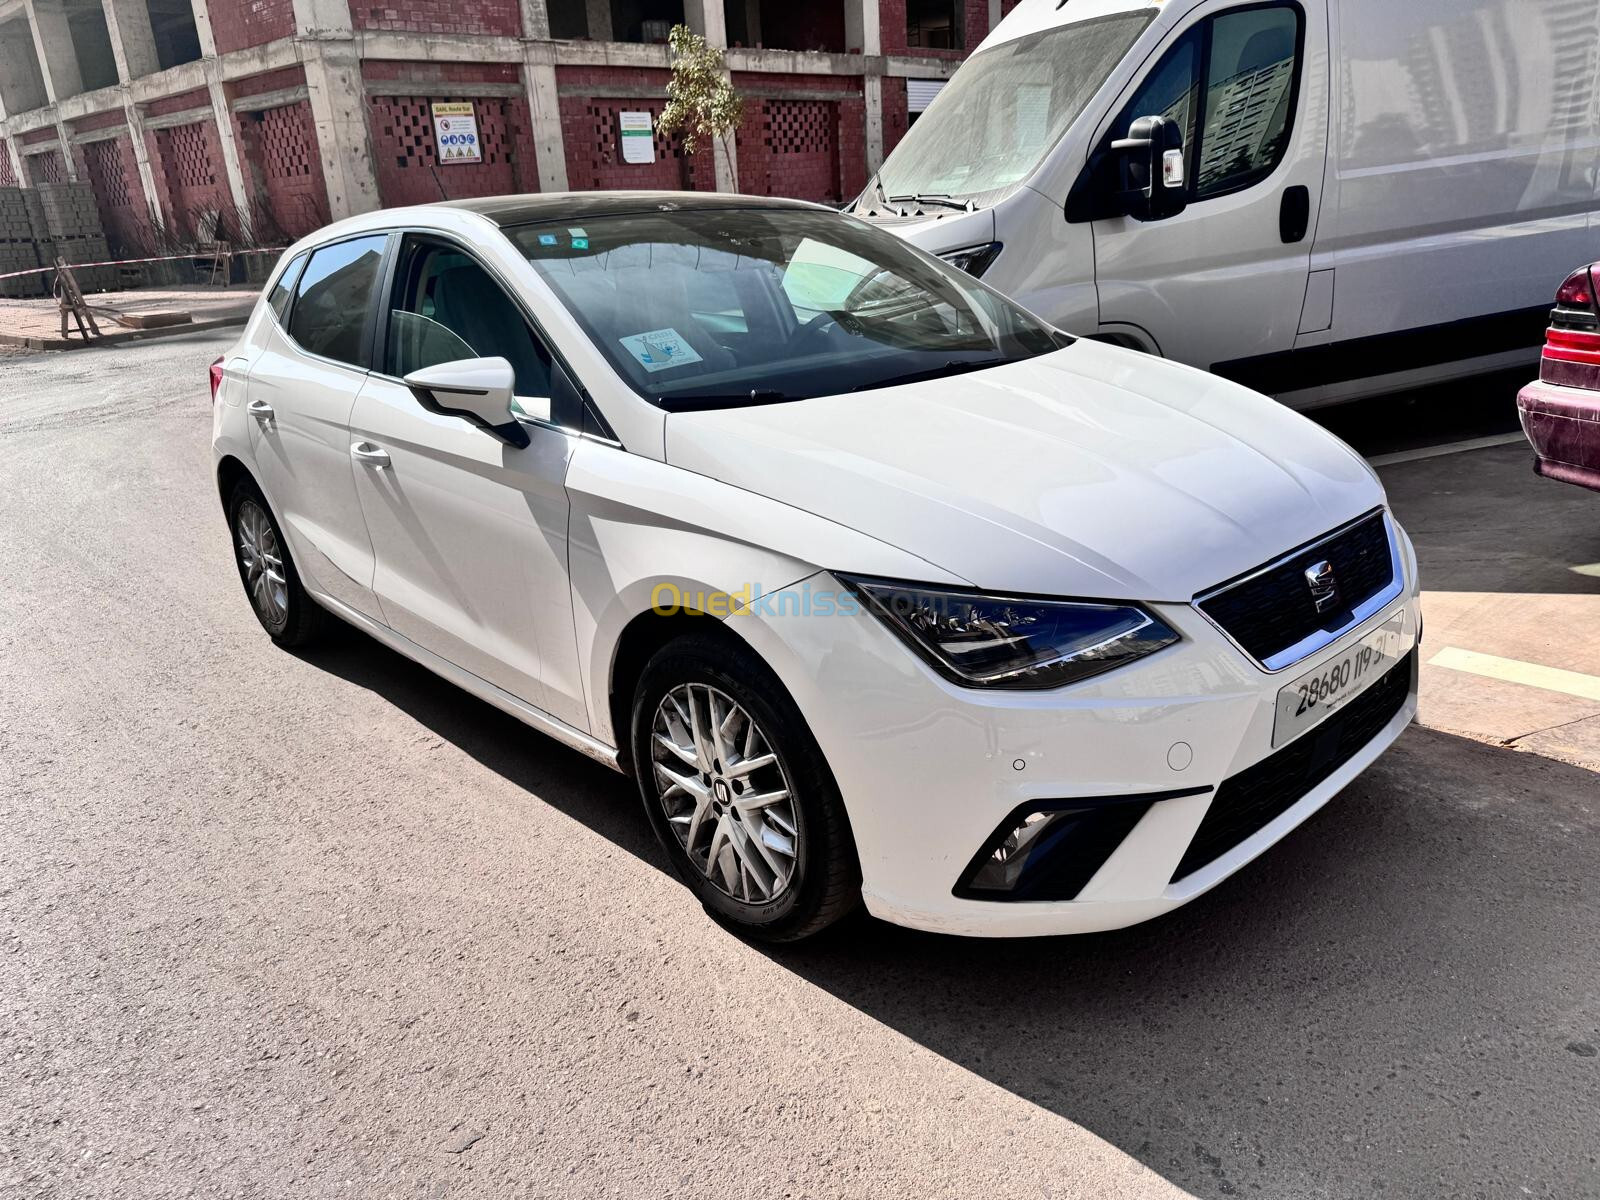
0,285 -> 259,350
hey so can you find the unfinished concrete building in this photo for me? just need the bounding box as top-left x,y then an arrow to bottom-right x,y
0,0 -> 1012,254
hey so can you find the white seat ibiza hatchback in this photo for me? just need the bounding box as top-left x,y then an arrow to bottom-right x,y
213,193 -> 1420,941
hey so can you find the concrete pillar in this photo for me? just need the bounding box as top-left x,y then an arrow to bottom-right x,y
684,0 -> 725,44
181,0 -> 252,231
517,0 -> 550,38
302,44 -> 380,218
122,96 -> 164,231
987,0 -> 1000,32
583,0 -> 612,41
2,137 -> 23,186
850,0 -> 883,173
521,43 -> 569,192
99,0 -> 161,81
682,0 -> 737,192
23,0 -> 83,102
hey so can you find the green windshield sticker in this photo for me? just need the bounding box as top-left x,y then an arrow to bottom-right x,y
620,328 -> 704,373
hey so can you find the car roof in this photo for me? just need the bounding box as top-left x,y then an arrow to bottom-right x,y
438,191 -> 831,228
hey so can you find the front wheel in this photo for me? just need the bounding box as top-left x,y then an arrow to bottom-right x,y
631,631 -> 861,942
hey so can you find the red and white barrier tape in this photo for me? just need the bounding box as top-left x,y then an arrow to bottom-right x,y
0,246 -> 287,282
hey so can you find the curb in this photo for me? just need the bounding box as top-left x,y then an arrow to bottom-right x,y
0,309 -> 252,351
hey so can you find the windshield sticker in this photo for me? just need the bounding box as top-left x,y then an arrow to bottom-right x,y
567,227 -> 587,238
620,328 -> 704,373
571,237 -> 589,250
537,233 -> 557,246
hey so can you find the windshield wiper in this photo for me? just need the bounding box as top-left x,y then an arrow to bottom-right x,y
886,192 -> 975,214
850,357 -> 1010,392
656,388 -> 797,413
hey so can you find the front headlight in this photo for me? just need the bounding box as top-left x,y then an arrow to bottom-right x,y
936,241 -> 1002,278
838,576 -> 1180,690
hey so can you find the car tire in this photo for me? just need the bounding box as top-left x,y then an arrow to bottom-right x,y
227,478 -> 328,648
631,630 -> 861,942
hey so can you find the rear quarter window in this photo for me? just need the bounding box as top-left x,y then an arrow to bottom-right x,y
287,235 -> 389,368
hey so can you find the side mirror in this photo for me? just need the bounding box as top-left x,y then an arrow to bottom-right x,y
1110,114 -> 1188,222
404,357 -> 530,448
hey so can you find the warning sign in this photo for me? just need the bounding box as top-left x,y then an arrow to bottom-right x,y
431,102 -> 482,165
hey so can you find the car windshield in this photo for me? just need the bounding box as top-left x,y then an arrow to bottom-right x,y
873,11 -> 1154,208
510,207 -> 1063,409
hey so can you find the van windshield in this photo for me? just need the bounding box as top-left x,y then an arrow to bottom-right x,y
874,11 -> 1154,207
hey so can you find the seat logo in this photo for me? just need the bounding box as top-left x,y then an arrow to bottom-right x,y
1304,560 -> 1340,614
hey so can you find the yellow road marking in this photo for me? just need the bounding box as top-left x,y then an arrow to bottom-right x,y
1428,647 -> 1600,703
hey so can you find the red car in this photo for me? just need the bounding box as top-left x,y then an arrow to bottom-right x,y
1519,264 -> 1600,492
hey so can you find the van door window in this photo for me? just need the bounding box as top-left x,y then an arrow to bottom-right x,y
1102,3 -> 1301,204
1194,7 -> 1300,198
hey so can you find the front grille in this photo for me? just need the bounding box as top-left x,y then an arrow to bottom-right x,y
1171,649 -> 1415,883
1198,512 -> 1395,665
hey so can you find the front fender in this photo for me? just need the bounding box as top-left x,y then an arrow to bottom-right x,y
565,438 -> 966,745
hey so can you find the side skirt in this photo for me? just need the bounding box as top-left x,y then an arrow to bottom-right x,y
315,591 -> 625,774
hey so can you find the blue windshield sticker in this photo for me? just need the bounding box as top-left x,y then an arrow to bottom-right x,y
571,237 -> 589,249
620,328 -> 704,373
537,233 -> 557,246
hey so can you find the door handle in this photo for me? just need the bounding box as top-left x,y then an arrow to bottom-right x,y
1279,185 -> 1310,244
247,399 -> 274,420
351,441 -> 390,467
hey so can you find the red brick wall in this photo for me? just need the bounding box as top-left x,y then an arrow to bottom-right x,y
236,101 -> 330,240
150,119 -> 235,240
556,66 -> 714,192
19,126 -> 58,146
75,133 -> 153,254
362,64 -> 539,206
145,87 -> 212,117
28,148 -> 67,185
965,0 -> 988,50
351,0 -> 520,36
207,0 -> 295,54
228,65 -> 306,99
732,72 -> 864,203
882,75 -> 909,157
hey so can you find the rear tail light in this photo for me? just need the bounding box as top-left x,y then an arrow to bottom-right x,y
209,356 -> 224,403
1540,267 -> 1600,388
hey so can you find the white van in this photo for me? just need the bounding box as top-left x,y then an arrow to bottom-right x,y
855,0 -> 1600,408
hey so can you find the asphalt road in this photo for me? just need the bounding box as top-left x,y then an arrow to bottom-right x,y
2,332 -> 1597,1199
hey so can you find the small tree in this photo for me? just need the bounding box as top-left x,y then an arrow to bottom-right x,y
657,24 -> 744,191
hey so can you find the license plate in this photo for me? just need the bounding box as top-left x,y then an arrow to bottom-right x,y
1272,612 -> 1410,748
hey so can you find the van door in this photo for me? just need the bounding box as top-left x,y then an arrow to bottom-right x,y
1083,0 -> 1328,373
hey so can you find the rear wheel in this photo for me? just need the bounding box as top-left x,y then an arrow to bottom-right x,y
631,632 -> 860,941
227,479 -> 327,648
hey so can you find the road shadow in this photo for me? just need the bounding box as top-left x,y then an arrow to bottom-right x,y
299,626 -> 1600,1198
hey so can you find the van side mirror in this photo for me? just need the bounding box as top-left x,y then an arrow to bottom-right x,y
1109,115 -> 1188,222
404,357 -> 530,448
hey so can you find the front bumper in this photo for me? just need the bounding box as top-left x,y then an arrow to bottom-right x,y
731,525 -> 1422,938
1518,379 -> 1600,492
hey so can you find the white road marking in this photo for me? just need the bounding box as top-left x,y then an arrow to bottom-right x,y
1366,432 -> 1528,468
1428,647 -> 1600,703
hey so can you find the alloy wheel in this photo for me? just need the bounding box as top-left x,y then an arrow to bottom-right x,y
236,499 -> 288,629
650,682 -> 799,903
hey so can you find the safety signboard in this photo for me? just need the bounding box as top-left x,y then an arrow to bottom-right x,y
432,102 -> 482,165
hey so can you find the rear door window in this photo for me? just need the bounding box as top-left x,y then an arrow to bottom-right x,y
266,251 -> 307,323
287,234 -> 388,367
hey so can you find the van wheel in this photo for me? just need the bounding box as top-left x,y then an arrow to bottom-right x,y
227,479 -> 327,648
631,632 -> 861,942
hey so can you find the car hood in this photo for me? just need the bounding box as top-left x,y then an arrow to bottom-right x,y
662,339 -> 1384,601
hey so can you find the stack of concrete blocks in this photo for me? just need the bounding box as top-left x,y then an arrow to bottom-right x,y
0,188 -> 48,299
36,184 -> 113,293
